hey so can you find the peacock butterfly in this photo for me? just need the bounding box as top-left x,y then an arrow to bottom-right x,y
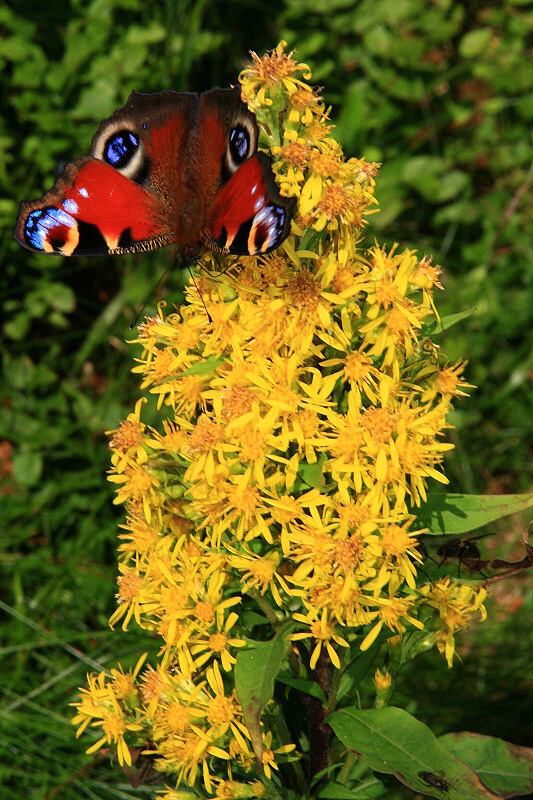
14,87 -> 295,262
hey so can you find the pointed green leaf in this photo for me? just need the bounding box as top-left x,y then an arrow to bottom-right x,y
329,706 -> 501,799
337,634 -> 388,701
424,307 -> 476,336
276,674 -> 327,703
415,493 -> 533,535
235,626 -> 291,764
299,454 -> 328,489
181,356 -> 226,376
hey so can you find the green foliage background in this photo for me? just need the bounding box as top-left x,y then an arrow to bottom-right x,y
1,1 -> 532,797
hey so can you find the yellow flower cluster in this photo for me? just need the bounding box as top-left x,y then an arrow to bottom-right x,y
73,43 -> 486,795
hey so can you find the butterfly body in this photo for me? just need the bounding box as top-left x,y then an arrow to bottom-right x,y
15,87 -> 294,260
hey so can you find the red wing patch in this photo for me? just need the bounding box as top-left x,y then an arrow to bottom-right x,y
15,158 -> 174,256
203,154 -> 295,256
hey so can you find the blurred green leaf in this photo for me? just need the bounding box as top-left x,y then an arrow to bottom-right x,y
3,313 -> 31,341
12,450 -> 43,486
459,28 -> 493,58
40,282 -> 76,313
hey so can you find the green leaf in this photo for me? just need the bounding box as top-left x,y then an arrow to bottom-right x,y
48,311 -> 69,328
276,674 -> 327,703
299,454 -> 328,489
12,451 -> 43,487
40,281 -> 76,313
235,626 -> 291,763
440,732 -> 533,796
432,170 -> 470,202
401,157 -> 468,202
3,313 -> 31,341
459,28 -> 493,58
328,706 -> 501,798
337,635 -> 388,701
317,781 -> 386,798
424,308 -> 476,336
181,356 -> 226,376
415,493 -> 533,535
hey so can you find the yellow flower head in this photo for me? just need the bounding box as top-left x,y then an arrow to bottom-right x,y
76,43 -> 480,794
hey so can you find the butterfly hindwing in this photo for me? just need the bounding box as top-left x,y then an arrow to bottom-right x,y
197,87 -> 294,255
14,157 -> 174,256
204,153 -> 296,255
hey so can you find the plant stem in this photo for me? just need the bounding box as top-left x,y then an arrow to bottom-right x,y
309,647 -> 331,779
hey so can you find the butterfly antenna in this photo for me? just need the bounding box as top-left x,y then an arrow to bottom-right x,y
129,262 -> 173,330
187,264 -> 212,324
